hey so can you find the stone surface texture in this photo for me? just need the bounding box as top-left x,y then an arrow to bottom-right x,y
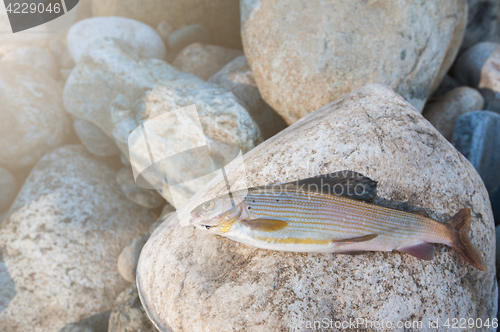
452,111 -> 500,194
138,84 -> 497,332
1,46 -> 60,79
423,87 -> 484,140
73,120 -> 120,157
209,55 -> 287,139
0,145 -> 155,332
172,43 -> 243,80
67,17 -> 166,62
64,38 -> 262,207
241,0 -> 467,124
116,167 -> 165,209
109,285 -> 156,332
90,0 -> 241,49
0,62 -> 69,169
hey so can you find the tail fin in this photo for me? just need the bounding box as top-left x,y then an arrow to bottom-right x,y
446,207 -> 486,271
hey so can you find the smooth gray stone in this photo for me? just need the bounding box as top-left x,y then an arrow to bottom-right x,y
451,42 -> 499,87
73,119 -> 120,157
59,311 -> 110,332
0,167 -> 17,212
167,24 -> 210,53
452,111 -> 500,193
479,88 -> 500,114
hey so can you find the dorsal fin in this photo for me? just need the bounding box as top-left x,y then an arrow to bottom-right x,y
252,170 -> 377,201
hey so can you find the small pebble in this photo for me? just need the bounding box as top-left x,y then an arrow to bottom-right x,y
452,111 -> 500,193
173,43 -> 243,80
1,46 -> 59,79
156,20 -> 174,44
167,24 -> 210,53
116,167 -> 165,209
451,42 -> 499,87
423,87 -> 484,140
0,167 -> 18,212
73,119 -> 120,157
117,234 -> 149,283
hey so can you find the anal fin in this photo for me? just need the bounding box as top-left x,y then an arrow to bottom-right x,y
398,243 -> 436,260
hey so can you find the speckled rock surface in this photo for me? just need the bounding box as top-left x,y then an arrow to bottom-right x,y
67,17 -> 166,63
0,62 -> 69,169
90,0 -> 241,49
108,285 -> 156,332
172,43 -> 243,80
423,86 -> 484,140
1,46 -> 59,79
209,55 -> 287,139
64,38 -> 261,207
241,0 -> 467,124
0,145 -> 155,332
137,84 -> 497,332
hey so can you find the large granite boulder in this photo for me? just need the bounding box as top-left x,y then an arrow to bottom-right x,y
137,85 -> 496,331
64,38 -> 262,208
241,0 -> 467,124
0,145 -> 155,332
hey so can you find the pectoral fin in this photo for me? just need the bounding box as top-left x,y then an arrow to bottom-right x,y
243,219 -> 288,232
398,243 -> 436,260
332,234 -> 378,243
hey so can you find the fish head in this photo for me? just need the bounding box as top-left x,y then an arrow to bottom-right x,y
190,195 -> 243,234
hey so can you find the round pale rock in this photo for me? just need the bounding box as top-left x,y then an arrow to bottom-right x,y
241,0 -> 467,124
137,84 -> 497,331
73,119 -> 120,157
90,0 -> 241,49
117,235 -> 149,283
209,55 -> 287,140
67,17 -> 166,62
109,285 -> 156,332
167,24 -> 210,53
0,145 -> 155,332
173,43 -> 243,80
0,62 -> 69,169
1,46 -> 59,79
423,86 -> 484,140
0,167 -> 17,212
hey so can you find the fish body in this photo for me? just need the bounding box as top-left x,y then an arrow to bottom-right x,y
190,171 -> 485,270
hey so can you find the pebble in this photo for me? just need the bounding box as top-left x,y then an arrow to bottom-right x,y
108,285 -> 156,332
73,119 -> 120,157
64,38 -> 262,207
209,55 -> 287,139
0,145 -> 155,331
423,87 -> 484,140
0,62 -> 69,169
241,0 -> 467,124
478,46 -> 500,113
1,46 -> 59,79
0,167 -> 17,212
461,0 -> 500,51
451,41 -> 499,87
67,17 -> 166,62
156,20 -> 174,44
117,234 -> 149,283
172,43 -> 243,80
167,24 -> 210,53
452,111 -> 500,194
138,84 -> 496,330
116,167 -> 165,209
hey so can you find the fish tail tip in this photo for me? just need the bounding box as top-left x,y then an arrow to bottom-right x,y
446,207 -> 486,271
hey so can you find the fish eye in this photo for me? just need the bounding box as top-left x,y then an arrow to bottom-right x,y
202,201 -> 215,211
204,225 -> 213,230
